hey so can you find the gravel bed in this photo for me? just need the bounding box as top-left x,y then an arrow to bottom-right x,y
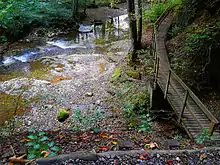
36,149 -> 220,165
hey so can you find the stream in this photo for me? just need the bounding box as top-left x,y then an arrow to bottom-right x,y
0,14 -> 130,131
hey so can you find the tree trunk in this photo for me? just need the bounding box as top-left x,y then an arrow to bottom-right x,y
137,0 -> 142,46
72,0 -> 78,16
127,0 -> 138,52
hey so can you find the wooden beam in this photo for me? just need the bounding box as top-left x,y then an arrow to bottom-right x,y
164,69 -> 171,99
178,90 -> 189,123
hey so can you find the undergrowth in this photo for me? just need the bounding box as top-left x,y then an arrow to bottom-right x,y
110,50 -> 154,135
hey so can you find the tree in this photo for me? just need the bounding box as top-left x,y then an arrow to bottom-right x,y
137,0 -> 142,45
127,0 -> 143,62
127,0 -> 138,51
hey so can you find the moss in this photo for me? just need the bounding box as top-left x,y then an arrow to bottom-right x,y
112,68 -> 121,81
57,109 -> 69,122
126,71 -> 141,79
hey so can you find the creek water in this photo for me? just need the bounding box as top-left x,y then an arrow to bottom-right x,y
0,14 -> 129,125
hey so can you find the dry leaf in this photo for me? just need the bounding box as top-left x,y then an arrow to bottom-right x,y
112,141 -> 117,145
41,151 -> 50,158
100,132 -> 109,139
99,147 -> 109,151
139,156 -> 146,160
20,138 -> 31,142
94,139 -> 101,142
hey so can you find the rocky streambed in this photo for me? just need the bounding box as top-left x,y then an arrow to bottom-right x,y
0,9 -> 129,133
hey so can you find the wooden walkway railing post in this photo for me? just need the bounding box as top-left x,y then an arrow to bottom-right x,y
178,90 -> 189,123
164,70 -> 171,99
154,57 -> 160,89
209,121 -> 216,136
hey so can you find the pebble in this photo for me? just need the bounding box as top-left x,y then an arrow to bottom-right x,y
85,92 -> 93,97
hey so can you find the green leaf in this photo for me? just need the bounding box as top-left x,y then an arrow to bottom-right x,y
49,152 -> 56,157
28,129 -> 36,133
48,141 -> 55,147
27,142 -> 36,146
28,148 -> 37,154
39,136 -> 49,142
27,135 -> 38,140
34,144 -> 41,149
27,153 -> 36,159
50,146 -> 60,152
38,132 -> 46,136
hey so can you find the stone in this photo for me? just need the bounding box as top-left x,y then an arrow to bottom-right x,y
85,92 -> 93,97
166,139 -> 180,149
118,139 -> 134,149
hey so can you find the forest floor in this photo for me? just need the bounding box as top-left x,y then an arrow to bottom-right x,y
0,4 -> 206,165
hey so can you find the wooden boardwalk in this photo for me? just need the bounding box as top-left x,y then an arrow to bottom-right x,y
152,10 -> 220,144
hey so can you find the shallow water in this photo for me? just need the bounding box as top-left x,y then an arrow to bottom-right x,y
0,14 -> 129,125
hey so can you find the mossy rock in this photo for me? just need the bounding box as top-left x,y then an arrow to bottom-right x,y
57,109 -> 69,122
126,71 -> 141,79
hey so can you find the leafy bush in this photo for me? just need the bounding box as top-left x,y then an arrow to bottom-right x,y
24,129 -> 60,159
0,0 -> 72,37
71,108 -> 103,131
184,28 -> 213,56
196,128 -> 215,144
143,0 -> 182,23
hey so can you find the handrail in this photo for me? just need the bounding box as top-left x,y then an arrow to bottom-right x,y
152,6 -> 219,137
170,69 -> 219,124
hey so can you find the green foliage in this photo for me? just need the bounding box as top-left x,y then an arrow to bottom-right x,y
57,109 -> 70,122
121,84 -> 153,134
143,0 -> 182,24
184,28 -> 213,56
138,114 -> 153,134
0,35 -> 7,43
143,3 -> 169,23
112,68 -> 121,81
24,129 -> 60,159
0,0 -> 72,37
195,128 -> 215,144
71,108 -> 103,131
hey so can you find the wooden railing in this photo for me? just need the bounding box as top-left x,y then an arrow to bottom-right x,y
152,7 -> 219,136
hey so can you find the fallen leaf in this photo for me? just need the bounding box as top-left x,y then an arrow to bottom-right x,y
145,142 -> 159,149
20,137 -> 31,142
100,132 -> 109,139
8,163 -> 14,165
56,135 -> 64,139
112,141 -> 117,145
94,139 -> 101,142
139,156 -> 146,160
144,137 -> 152,143
41,151 -> 50,158
99,147 -> 109,151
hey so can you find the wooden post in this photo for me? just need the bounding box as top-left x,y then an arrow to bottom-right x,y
154,58 -> 159,89
178,90 -> 189,123
156,57 -> 159,78
209,120 -> 215,136
164,70 -> 171,99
